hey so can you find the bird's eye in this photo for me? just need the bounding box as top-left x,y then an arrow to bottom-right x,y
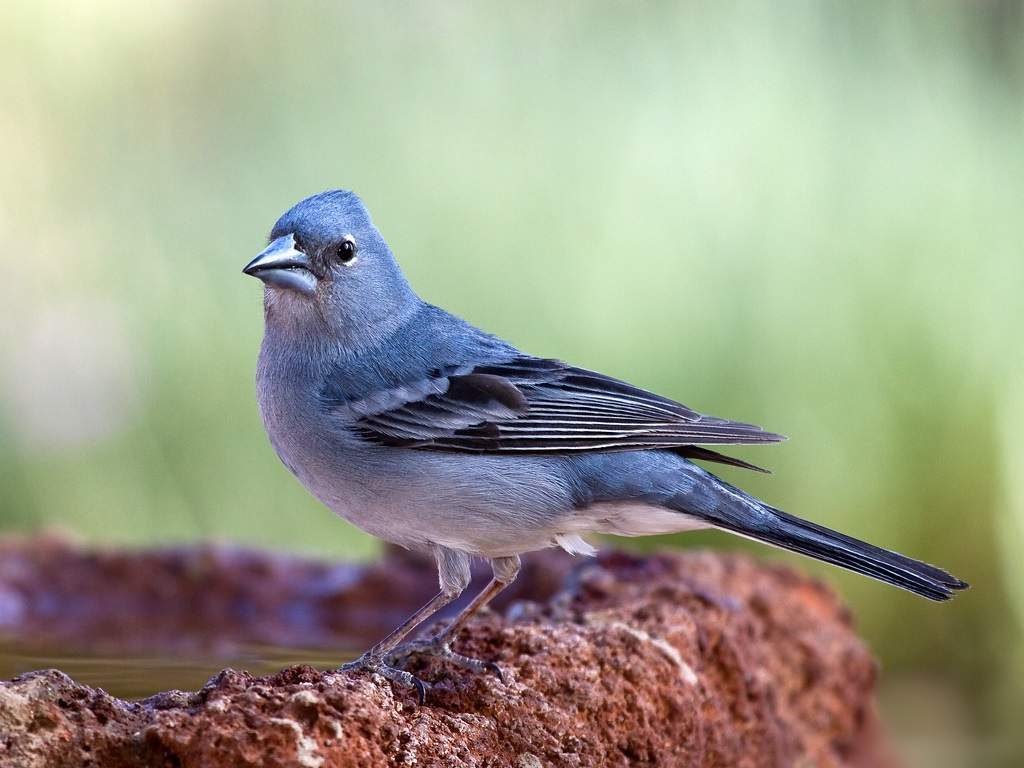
292,233 -> 306,252
337,238 -> 357,265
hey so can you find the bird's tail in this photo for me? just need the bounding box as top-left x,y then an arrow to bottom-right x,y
689,477 -> 968,601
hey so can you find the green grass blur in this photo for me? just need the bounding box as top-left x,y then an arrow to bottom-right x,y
1,2 -> 1022,764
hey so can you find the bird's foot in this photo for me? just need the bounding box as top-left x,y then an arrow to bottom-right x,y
386,637 -> 505,683
338,653 -> 429,704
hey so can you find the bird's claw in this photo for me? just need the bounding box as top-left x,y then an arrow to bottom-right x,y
386,637 -> 505,683
338,653 -> 429,704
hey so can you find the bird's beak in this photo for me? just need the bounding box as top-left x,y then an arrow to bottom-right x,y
242,233 -> 317,296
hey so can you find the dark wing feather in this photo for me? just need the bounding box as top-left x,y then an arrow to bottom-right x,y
350,357 -> 784,459
671,446 -> 771,474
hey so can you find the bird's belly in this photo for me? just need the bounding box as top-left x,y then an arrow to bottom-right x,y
284,445 -> 581,556
262,399 -> 707,558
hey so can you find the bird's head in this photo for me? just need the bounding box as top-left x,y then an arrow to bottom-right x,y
244,190 -> 418,346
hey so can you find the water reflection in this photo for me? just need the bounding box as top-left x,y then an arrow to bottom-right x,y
0,643 -> 357,700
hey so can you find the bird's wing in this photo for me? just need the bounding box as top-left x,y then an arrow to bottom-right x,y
341,357 -> 784,458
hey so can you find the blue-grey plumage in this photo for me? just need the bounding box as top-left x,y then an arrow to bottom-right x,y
244,189 -> 966,698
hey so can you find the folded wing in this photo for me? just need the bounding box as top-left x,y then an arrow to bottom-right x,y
342,357 -> 783,463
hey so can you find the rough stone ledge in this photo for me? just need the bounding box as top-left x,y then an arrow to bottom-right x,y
0,539 -> 894,767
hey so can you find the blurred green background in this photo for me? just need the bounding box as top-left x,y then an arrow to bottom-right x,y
1,1 -> 1022,764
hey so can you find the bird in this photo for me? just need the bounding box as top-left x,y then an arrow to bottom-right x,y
243,189 -> 967,700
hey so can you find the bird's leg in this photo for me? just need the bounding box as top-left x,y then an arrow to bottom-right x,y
388,555 -> 520,680
339,546 -> 470,702
432,555 -> 521,646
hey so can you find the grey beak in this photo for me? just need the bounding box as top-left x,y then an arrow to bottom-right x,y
243,234 -> 317,296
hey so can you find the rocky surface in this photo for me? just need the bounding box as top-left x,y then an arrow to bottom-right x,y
0,538 -> 894,767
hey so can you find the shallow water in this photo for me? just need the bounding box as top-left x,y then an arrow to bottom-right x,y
0,643 -> 357,700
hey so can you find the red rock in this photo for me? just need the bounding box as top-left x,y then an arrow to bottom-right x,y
0,539 -> 894,767
0,534 -> 572,657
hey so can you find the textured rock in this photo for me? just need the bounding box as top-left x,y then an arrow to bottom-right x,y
0,541 -> 893,767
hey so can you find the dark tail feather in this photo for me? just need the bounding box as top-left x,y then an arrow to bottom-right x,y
706,487 -> 968,601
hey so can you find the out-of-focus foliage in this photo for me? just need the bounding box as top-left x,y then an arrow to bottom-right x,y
1,2 -> 1021,764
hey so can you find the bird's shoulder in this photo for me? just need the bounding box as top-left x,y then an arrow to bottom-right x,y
319,303 -> 519,406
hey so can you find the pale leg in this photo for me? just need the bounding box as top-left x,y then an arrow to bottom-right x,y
339,546 -> 471,701
389,555 -> 521,679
